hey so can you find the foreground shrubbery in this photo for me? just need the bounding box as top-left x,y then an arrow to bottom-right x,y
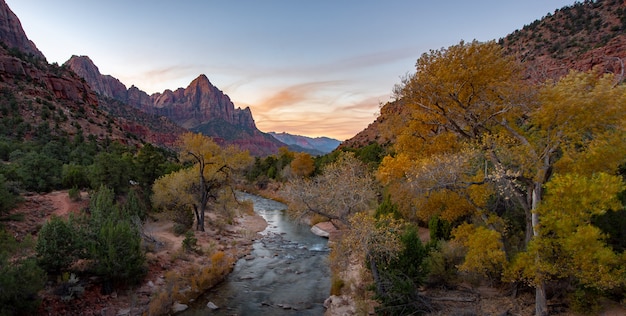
0,229 -> 46,316
36,186 -> 147,294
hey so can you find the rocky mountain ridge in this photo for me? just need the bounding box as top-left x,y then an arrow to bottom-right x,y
0,1 -> 188,148
268,132 -> 341,155
0,0 -> 44,59
65,55 -> 284,156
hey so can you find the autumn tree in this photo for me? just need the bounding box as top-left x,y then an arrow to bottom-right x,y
379,39 -> 626,315
289,152 -> 315,178
282,151 -> 376,227
506,173 -> 625,295
152,132 -> 252,231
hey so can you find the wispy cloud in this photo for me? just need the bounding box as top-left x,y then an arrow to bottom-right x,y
252,80 -> 346,112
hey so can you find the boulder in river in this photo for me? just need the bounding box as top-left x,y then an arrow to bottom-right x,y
311,221 -> 337,238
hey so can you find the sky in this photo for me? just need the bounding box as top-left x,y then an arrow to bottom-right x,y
7,1 -> 575,141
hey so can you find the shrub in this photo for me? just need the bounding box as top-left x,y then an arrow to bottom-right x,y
182,231 -> 198,253
428,215 -> 452,241
62,164 -> 90,189
373,225 -> 432,315
36,215 -> 81,274
0,229 -> 46,315
68,186 -> 81,201
0,174 -> 17,214
424,240 -> 464,288
90,219 -> 146,293
330,277 -> 345,296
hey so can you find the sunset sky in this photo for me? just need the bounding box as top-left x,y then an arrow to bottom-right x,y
7,0 -> 574,140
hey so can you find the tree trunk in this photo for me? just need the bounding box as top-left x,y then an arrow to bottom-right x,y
193,204 -> 202,231
531,183 -> 547,316
198,203 -> 205,232
368,252 -> 385,296
536,280 -> 548,316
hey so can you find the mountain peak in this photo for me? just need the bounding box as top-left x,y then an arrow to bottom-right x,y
0,0 -> 45,59
65,55 -> 128,100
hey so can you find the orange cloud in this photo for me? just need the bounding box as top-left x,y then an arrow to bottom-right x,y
251,90 -> 389,140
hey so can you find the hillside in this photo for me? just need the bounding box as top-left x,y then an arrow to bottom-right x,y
500,0 -> 626,81
0,44 -> 140,147
343,0 -> 626,149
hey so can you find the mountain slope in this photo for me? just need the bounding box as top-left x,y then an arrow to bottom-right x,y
343,0 -> 626,150
500,0 -> 626,82
0,0 -> 44,59
65,56 -> 285,156
269,132 -> 341,155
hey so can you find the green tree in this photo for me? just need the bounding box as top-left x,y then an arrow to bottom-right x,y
90,219 -> 145,293
36,215 -> 82,274
0,229 -> 46,315
86,186 -> 146,293
16,151 -> 62,192
374,224 -> 432,315
0,174 -> 17,214
89,151 -> 133,193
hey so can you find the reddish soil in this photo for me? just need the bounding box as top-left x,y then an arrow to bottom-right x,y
3,190 -> 267,316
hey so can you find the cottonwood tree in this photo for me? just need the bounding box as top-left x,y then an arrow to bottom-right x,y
289,152 -> 315,178
495,71 -> 626,314
152,132 -> 252,231
281,152 -> 376,227
378,40 -> 626,315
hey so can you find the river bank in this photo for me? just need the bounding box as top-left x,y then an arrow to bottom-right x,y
181,192 -> 331,315
5,190 -> 269,315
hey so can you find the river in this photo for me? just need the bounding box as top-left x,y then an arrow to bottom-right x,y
181,192 -> 331,315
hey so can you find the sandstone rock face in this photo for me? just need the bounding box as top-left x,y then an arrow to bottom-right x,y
66,55 -> 285,155
65,55 -> 127,100
0,0 -> 45,59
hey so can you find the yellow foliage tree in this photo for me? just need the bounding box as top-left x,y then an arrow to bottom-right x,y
290,152 -> 315,178
153,132 -> 252,231
379,38 -> 626,315
506,173 -> 626,292
452,223 -> 506,281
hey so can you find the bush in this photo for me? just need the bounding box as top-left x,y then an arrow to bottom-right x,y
15,151 -> 62,192
62,164 -> 90,189
68,186 -> 81,201
85,186 -> 147,293
424,240 -> 464,288
0,174 -> 17,214
0,229 -> 46,315
90,219 -> 146,293
36,216 -> 81,274
182,231 -> 198,253
330,277 -> 345,296
428,215 -> 452,241
373,225 -> 432,315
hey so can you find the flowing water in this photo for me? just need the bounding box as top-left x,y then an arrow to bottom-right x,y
182,192 -> 331,315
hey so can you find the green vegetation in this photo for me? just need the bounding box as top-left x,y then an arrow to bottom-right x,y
0,229 -> 46,316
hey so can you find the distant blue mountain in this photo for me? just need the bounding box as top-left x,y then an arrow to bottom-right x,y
268,132 -> 341,155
